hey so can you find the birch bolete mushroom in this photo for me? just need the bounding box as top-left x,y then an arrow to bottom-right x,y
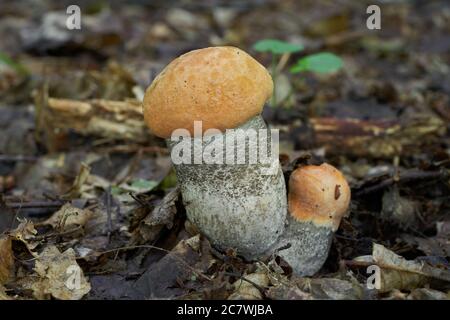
142,46 -> 287,259
277,163 -> 351,276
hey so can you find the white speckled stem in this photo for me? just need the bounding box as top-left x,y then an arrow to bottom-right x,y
167,115 -> 287,260
274,216 -> 333,276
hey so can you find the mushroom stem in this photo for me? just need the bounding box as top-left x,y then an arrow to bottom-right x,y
275,218 -> 333,276
167,115 -> 287,260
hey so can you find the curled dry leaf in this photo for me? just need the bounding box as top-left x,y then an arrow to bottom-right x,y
41,203 -> 92,233
28,245 -> 91,300
0,285 -> 10,300
354,243 -> 450,293
132,187 -> 180,244
8,219 -> 38,254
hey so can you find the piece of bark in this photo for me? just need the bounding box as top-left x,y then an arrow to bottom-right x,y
309,115 -> 446,158
35,93 -> 155,151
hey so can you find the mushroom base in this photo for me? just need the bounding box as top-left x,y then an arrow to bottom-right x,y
275,217 -> 333,276
167,115 -> 287,260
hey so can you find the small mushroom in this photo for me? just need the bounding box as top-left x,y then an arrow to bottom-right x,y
142,47 -> 287,260
276,163 -> 351,276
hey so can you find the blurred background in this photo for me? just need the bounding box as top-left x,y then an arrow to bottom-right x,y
0,0 -> 449,300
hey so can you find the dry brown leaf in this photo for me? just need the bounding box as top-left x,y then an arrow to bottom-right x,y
30,245 -> 90,300
8,219 -> 39,254
134,235 -> 210,299
0,236 -> 14,284
354,243 -> 450,293
0,285 -> 11,300
132,187 -> 180,244
40,203 -> 92,233
228,273 -> 269,300
297,278 -> 365,300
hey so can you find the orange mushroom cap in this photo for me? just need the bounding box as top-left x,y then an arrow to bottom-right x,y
288,163 -> 351,231
142,46 -> 273,139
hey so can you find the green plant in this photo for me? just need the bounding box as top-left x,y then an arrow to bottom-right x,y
0,51 -> 28,76
290,52 -> 342,74
253,39 -> 303,107
253,39 -> 343,107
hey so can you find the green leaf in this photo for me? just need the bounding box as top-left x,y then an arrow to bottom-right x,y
253,39 -> 304,55
110,185 -> 124,195
0,51 -> 28,75
290,52 -> 343,74
130,179 -> 158,191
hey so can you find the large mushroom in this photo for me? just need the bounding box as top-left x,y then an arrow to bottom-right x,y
142,46 -> 287,260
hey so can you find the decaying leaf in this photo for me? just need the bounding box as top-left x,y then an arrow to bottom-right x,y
40,203 -> 92,233
0,236 -> 14,285
0,285 -> 11,300
354,243 -> 450,293
296,277 -> 365,300
29,245 -> 90,300
228,272 -> 269,300
132,187 -> 180,244
408,288 -> 449,300
134,234 -> 213,299
8,219 -> 39,254
266,282 -> 313,300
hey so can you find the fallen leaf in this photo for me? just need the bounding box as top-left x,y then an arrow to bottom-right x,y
228,273 -> 269,300
8,219 -> 39,254
0,236 -> 14,284
354,243 -> 450,293
40,203 -> 92,233
297,278 -> 365,300
266,282 -> 313,300
29,245 -> 91,300
133,234 -> 210,299
0,285 -> 11,300
132,187 -> 180,244
407,288 -> 448,300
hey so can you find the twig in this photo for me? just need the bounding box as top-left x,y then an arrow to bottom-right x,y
0,155 -> 38,162
4,200 -> 65,209
354,169 -> 447,196
105,187 -> 112,238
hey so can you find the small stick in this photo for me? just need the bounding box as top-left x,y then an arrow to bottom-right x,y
5,200 -> 65,209
354,169 -> 447,196
0,155 -> 38,162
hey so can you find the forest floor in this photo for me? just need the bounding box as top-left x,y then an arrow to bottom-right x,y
0,0 -> 449,300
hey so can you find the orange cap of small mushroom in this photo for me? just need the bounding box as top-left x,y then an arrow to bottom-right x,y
288,163 -> 351,231
142,46 -> 273,139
